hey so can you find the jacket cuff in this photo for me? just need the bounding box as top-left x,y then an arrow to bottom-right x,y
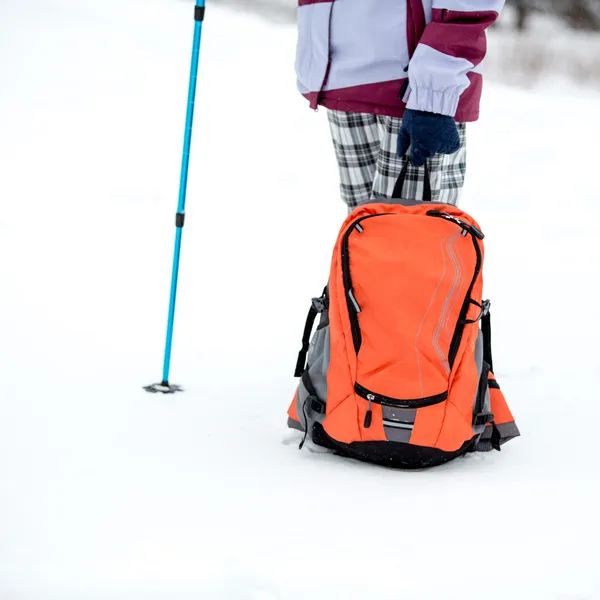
405,87 -> 460,117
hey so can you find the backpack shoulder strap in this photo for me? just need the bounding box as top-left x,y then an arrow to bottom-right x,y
294,288 -> 328,377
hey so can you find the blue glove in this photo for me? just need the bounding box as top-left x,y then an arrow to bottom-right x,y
397,109 -> 461,167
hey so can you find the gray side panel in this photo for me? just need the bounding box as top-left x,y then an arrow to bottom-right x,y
296,310 -> 331,435
496,421 -> 520,442
472,329 -> 489,436
383,426 -> 412,444
382,405 -> 415,443
475,421 -> 521,452
307,312 -> 330,402
287,417 -> 304,433
382,406 -> 417,424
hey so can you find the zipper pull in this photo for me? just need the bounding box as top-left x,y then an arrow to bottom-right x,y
427,210 -> 485,240
364,394 -> 374,428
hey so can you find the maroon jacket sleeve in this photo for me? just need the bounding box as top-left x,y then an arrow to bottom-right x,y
406,1 -> 504,116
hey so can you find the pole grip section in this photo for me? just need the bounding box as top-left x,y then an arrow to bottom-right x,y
195,6 -> 205,21
176,213 -> 185,228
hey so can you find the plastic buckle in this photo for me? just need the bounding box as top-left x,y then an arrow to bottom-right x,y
311,296 -> 326,313
481,299 -> 491,318
473,412 -> 495,427
309,396 -> 326,415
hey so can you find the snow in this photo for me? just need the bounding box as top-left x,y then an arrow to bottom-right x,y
0,0 -> 599,598
486,7 -> 600,90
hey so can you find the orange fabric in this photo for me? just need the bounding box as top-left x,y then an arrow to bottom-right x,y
287,389 -> 299,422
352,214 -> 475,399
291,201 -> 516,454
321,203 -> 487,449
410,402 -> 446,448
488,378 -> 515,425
437,325 -> 481,451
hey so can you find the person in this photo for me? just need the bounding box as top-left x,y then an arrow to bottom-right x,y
295,0 -> 504,209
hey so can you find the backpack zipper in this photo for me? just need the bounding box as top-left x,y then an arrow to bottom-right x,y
341,213 -> 393,354
342,211 -> 482,367
355,383 -> 448,409
356,383 -> 448,428
426,210 -> 484,370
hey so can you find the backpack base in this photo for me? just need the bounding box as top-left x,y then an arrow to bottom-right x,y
312,423 -> 477,470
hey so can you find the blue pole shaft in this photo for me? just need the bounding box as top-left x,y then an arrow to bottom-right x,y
161,1 -> 205,385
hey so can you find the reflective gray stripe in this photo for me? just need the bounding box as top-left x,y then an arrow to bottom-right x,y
383,426 -> 412,444
433,230 -> 462,376
355,223 -> 364,233
383,420 -> 413,430
287,417 -> 305,433
382,406 -> 416,424
348,289 -> 361,313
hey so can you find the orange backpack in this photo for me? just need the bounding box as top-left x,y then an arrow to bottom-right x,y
287,193 -> 520,469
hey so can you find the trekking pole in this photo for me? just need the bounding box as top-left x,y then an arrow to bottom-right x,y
145,0 -> 206,394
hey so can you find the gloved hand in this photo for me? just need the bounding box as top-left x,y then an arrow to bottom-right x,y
397,109 -> 461,167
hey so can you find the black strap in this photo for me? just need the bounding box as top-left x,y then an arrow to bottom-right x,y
294,289 -> 328,377
490,423 -> 502,452
472,310 -> 501,448
423,161 -> 432,202
299,400 -> 310,450
301,370 -> 319,398
294,305 -> 319,377
298,372 -> 326,450
392,157 -> 432,202
482,311 -> 494,374
463,299 -> 491,325
473,362 -> 494,426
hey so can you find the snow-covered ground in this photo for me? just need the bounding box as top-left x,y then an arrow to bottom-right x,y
1,1 -> 599,599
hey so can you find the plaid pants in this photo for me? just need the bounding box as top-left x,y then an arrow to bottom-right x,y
327,109 -> 467,209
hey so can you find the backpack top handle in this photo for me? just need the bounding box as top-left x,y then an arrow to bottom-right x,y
392,157 -> 432,202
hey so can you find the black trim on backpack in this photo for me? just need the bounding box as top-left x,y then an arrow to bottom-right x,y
444,227 -> 483,370
490,423 -> 502,451
341,211 -> 484,369
462,298 -> 491,325
482,310 -> 494,374
355,383 -> 447,409
341,214 -> 393,354
312,422 -> 477,470
473,362 -> 494,427
426,210 -> 485,240
298,371 -> 326,450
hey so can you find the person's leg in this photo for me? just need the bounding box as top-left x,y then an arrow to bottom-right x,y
327,109 -> 380,210
372,116 -> 467,205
